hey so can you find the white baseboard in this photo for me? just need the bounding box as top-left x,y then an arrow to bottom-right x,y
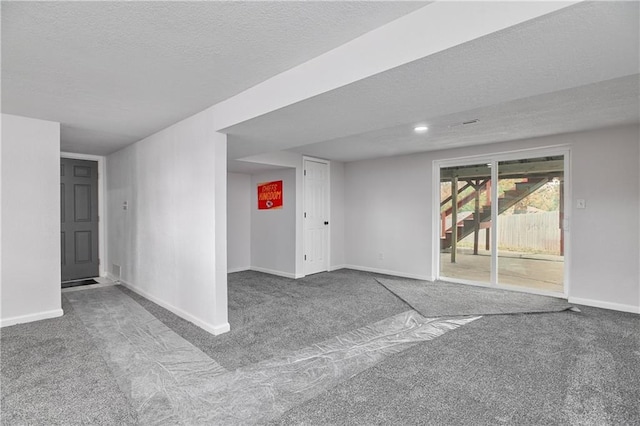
0,308 -> 64,328
105,272 -> 117,282
228,266 -> 250,274
568,297 -> 640,314
329,264 -> 347,272
120,280 -> 230,335
250,266 -> 297,279
343,264 -> 430,281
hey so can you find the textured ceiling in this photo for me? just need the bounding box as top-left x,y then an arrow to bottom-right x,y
289,75 -> 640,162
2,1 -> 638,163
1,1 -> 427,155
225,1 -> 639,161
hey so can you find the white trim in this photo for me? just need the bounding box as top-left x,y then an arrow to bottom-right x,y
120,280 -> 230,335
0,308 -> 64,328
228,266 -> 251,274
105,272 -> 120,283
561,149 -> 571,299
568,297 -> 640,314
329,264 -> 347,272
431,160 -> 441,282
302,156 -> 331,277
250,266 -> 299,279
60,152 -> 107,278
343,264 -> 430,281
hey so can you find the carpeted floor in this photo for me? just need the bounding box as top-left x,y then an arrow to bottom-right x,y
2,269 -> 639,425
273,305 -> 640,425
375,277 -> 573,316
0,297 -> 138,425
122,269 -> 410,370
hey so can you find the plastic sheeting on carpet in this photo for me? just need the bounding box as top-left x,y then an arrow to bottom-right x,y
66,286 -> 478,425
65,287 -> 228,425
193,312 -> 478,424
376,277 -> 573,317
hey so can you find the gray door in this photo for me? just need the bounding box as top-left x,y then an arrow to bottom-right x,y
61,158 -> 99,281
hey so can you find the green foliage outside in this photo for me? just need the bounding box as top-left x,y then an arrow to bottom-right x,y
441,178 -> 561,214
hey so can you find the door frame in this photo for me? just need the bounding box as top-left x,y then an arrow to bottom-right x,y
60,152 -> 106,278
432,145 -> 571,298
302,156 -> 331,276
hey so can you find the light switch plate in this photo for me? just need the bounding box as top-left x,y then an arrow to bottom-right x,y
576,199 -> 586,209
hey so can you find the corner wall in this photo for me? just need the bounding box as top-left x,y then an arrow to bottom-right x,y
329,160 -> 346,269
344,124 -> 640,313
1,114 -> 63,327
250,168 -> 296,277
235,152 -> 346,276
106,109 -> 229,334
227,172 -> 251,273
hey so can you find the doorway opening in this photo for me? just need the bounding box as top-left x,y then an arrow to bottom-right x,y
437,152 -> 567,295
61,157 -> 100,284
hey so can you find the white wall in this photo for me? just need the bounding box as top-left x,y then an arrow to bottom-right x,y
239,151 -> 305,276
237,152 -> 345,276
250,168 -> 297,277
345,153 -> 431,280
227,172 -> 251,272
329,160 -> 346,269
1,114 -> 63,327
106,109 -> 229,335
344,124 -> 640,313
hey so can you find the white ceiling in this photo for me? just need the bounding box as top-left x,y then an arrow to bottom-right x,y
2,1 -> 638,164
1,1 -> 426,155
224,1 -> 640,162
289,75 -> 639,162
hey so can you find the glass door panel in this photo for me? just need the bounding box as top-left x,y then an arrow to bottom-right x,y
439,163 -> 493,284
496,156 -> 564,293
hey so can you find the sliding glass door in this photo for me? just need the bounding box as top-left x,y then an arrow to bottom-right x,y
438,151 -> 566,295
439,162 -> 493,284
496,157 -> 564,292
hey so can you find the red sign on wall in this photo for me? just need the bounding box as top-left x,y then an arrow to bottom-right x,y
257,180 -> 283,210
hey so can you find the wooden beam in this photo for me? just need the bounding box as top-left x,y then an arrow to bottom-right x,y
473,181 -> 480,255
441,160 -> 564,180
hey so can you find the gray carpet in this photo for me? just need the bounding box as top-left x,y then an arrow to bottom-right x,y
121,269 -> 410,370
274,306 -> 640,425
0,296 -> 138,425
3,271 -> 638,425
376,277 -> 573,316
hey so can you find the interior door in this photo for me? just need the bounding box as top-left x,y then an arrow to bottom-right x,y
61,158 -> 99,281
304,159 -> 329,275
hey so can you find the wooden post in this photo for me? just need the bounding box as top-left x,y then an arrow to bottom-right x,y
473,180 -> 480,255
485,180 -> 491,251
451,176 -> 458,263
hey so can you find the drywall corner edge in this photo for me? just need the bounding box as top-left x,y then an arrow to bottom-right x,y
121,280 -> 230,336
250,266 -> 298,279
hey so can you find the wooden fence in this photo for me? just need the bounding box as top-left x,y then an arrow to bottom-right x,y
460,211 -> 561,255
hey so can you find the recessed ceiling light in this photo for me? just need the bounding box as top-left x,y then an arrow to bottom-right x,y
414,125 -> 429,133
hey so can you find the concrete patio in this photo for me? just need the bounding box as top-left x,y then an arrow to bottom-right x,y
440,249 -> 564,293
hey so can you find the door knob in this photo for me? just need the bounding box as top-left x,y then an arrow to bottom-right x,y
324,221 -> 329,225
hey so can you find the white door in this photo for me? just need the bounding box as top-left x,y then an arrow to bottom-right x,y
304,159 -> 329,275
